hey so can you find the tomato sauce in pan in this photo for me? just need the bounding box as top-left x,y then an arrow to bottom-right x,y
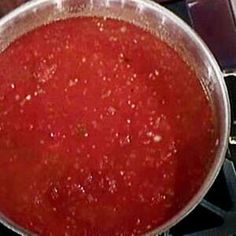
0,18 -> 218,235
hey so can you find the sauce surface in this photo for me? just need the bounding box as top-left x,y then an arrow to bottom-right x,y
0,17 -> 218,235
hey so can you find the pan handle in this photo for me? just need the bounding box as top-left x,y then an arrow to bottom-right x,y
223,71 -> 236,78
223,71 -> 236,160
223,71 -> 236,146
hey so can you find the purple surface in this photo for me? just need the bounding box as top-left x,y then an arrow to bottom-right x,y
186,0 -> 236,70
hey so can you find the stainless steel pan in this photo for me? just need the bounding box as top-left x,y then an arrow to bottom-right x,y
0,0 -> 230,235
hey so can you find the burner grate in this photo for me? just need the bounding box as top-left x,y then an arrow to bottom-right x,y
187,160 -> 236,236
165,159 -> 236,236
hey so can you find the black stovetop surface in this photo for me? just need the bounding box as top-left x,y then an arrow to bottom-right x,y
0,0 -> 236,235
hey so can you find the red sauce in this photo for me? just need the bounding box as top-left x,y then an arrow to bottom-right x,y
0,17 -> 218,235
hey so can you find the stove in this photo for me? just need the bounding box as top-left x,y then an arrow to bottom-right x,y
0,0 -> 235,235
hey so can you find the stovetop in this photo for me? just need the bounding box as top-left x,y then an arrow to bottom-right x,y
0,0 -> 235,235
